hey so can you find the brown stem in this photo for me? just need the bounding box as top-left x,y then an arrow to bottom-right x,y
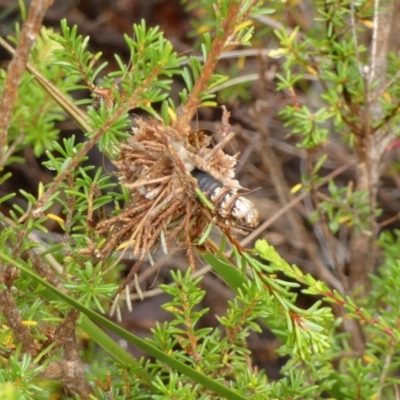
18,105 -> 128,223
348,0 -> 395,293
176,1 -> 258,134
0,272 -> 37,356
0,0 -> 54,161
41,310 -> 90,398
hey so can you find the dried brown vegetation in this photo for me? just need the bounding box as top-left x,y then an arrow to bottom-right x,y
96,108 -> 259,296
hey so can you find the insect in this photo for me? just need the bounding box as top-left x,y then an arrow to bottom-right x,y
192,169 -> 259,231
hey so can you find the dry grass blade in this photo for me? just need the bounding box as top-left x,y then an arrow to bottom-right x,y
0,37 -> 91,134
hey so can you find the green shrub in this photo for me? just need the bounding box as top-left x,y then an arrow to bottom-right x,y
1,0 -> 400,398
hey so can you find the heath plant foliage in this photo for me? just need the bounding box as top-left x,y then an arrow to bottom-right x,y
0,0 -> 400,399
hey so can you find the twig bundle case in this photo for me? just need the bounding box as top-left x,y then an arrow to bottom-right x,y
96,108 -> 259,294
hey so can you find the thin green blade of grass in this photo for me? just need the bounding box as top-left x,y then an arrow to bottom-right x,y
0,251 -> 247,400
78,316 -> 153,385
37,287 -> 152,383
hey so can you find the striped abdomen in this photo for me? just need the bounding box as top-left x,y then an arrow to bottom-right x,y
192,169 -> 259,230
